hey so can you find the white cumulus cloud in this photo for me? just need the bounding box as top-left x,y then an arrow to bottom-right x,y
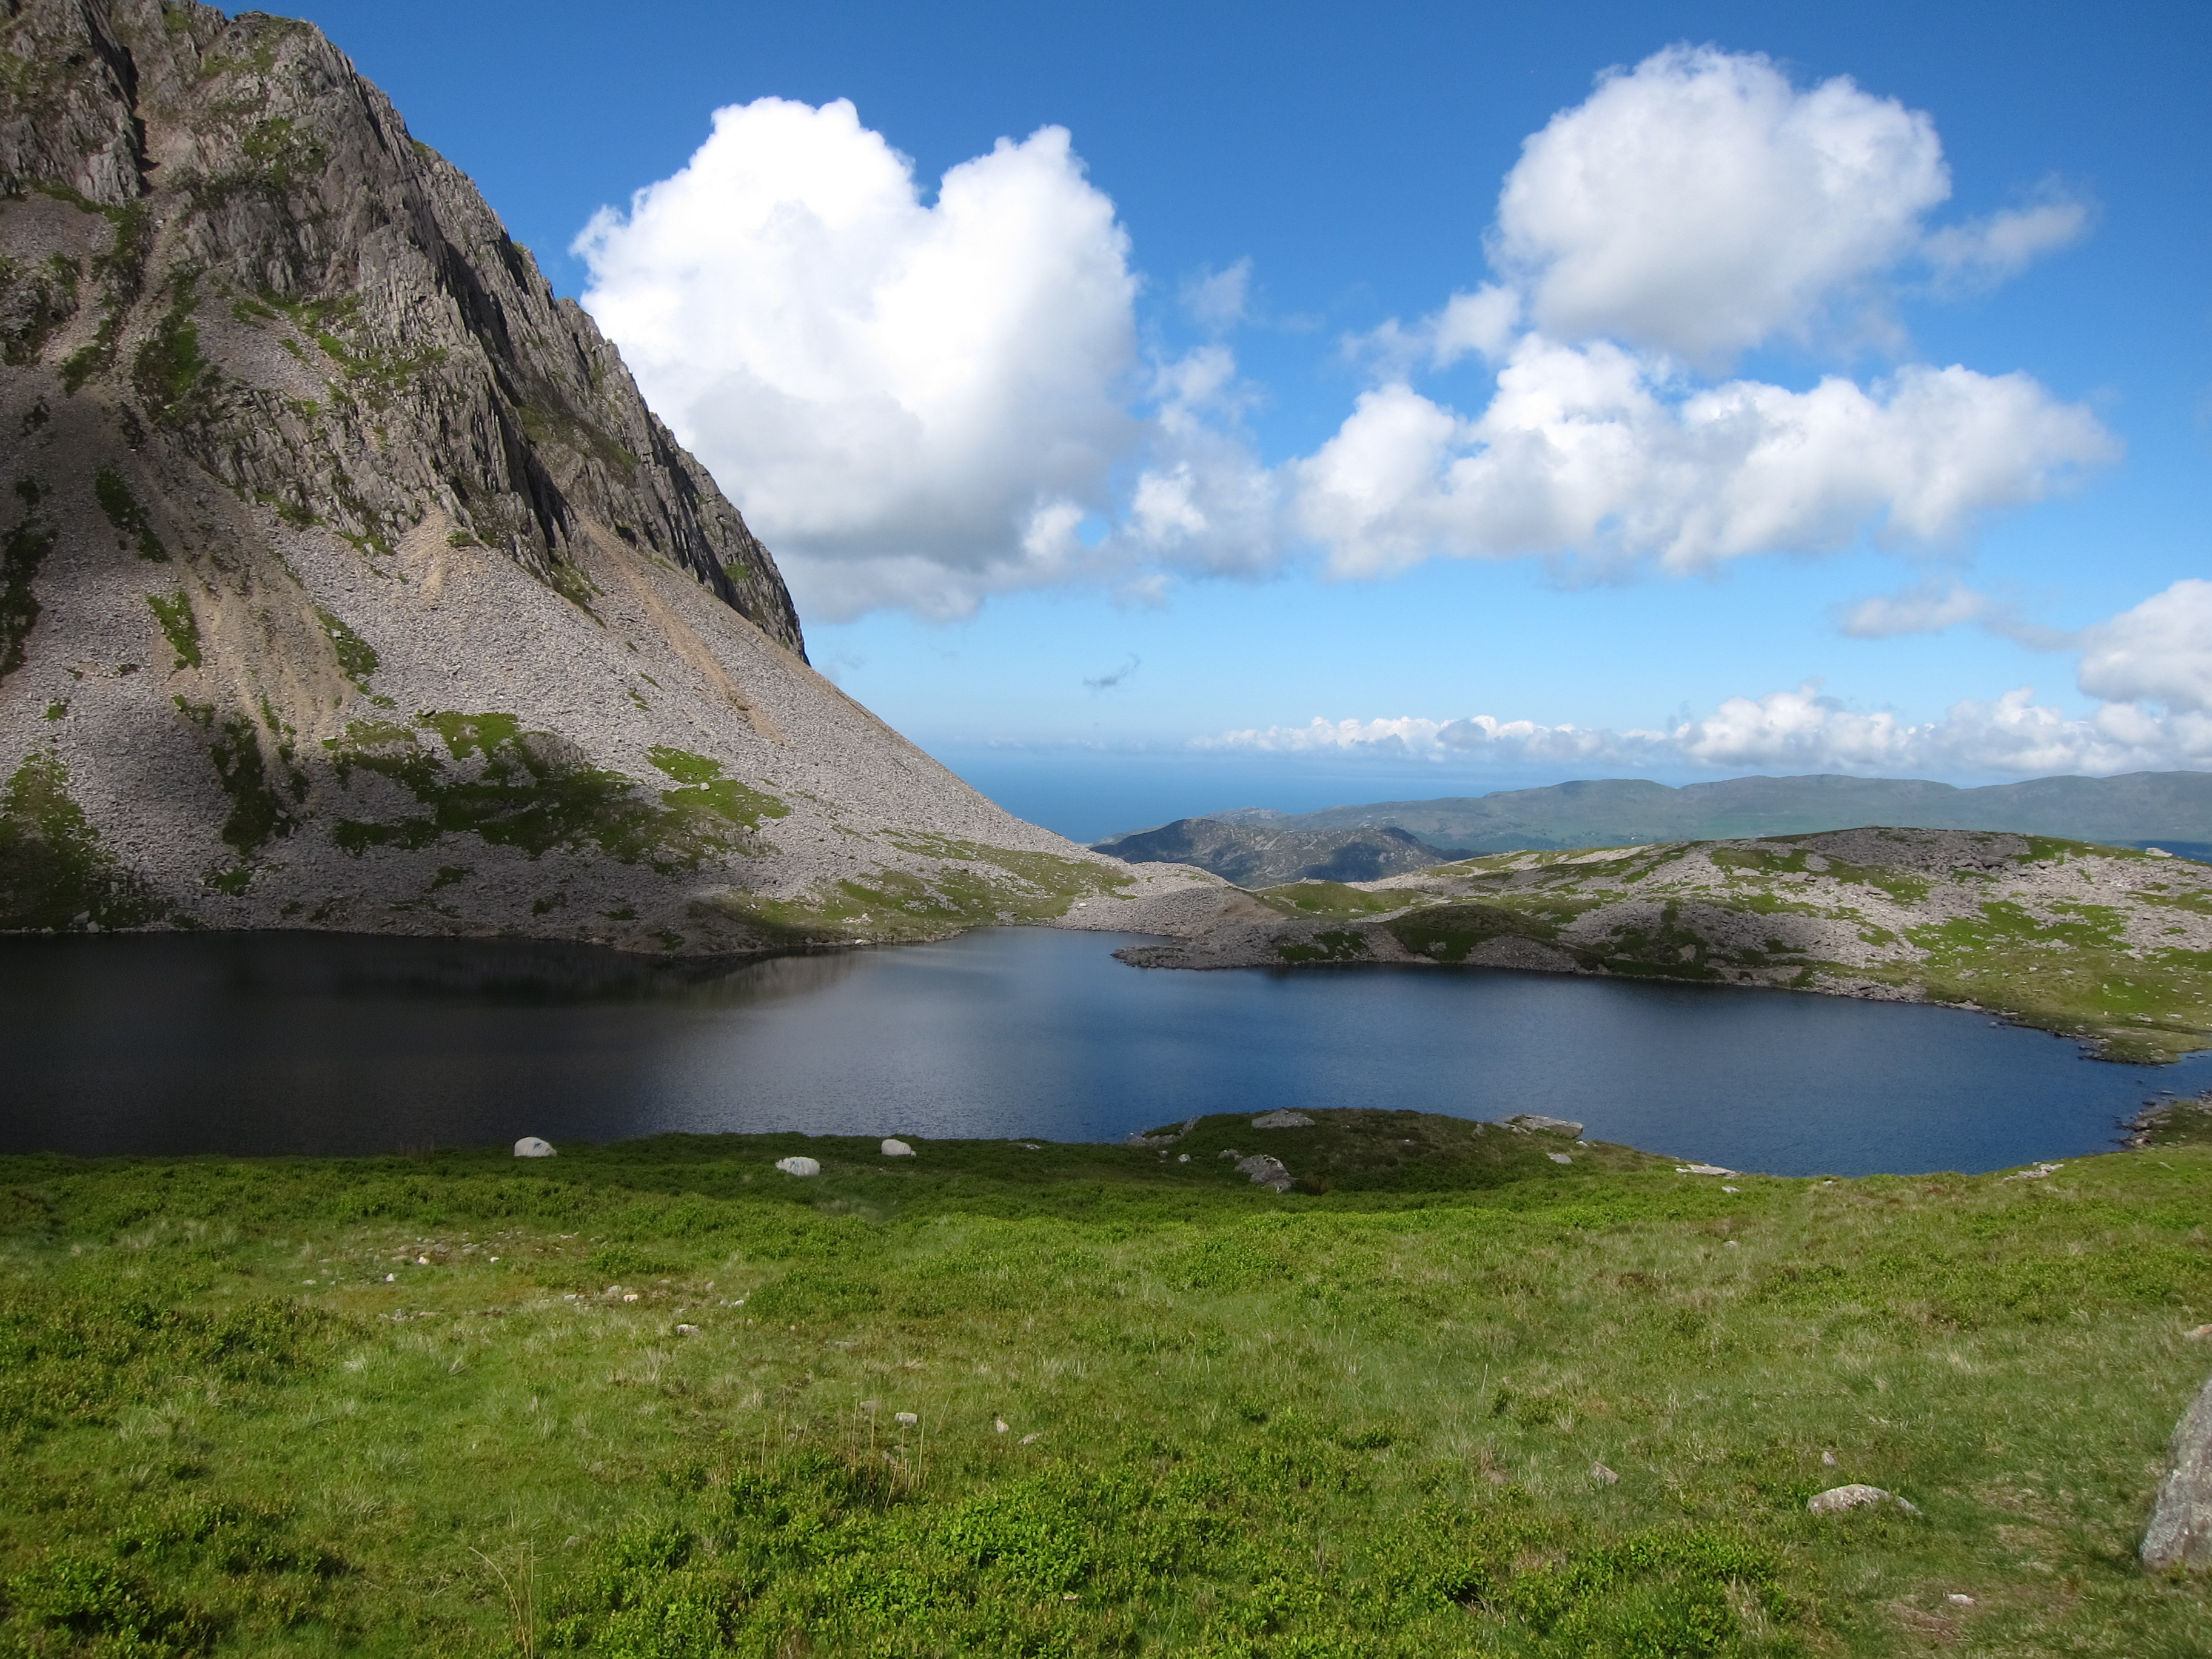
1294,341 -> 2114,578
575,53 -> 2105,623
1495,46 -> 1949,363
2077,580 -> 2212,714
575,98 -> 1140,622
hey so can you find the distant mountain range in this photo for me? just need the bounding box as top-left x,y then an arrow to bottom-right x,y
1095,771 -> 2212,882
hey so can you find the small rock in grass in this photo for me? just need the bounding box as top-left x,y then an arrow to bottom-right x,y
384,1273 -> 395,1282
776,1155 -> 821,1178
1808,1484 -> 1920,1517
1219,1148 -> 1241,1159
1549,1153 -> 1572,1164
623,1293 -> 639,1303
1251,1110 -> 1315,1128
675,1324 -> 699,1336
994,1418 -> 1010,1434
1235,1153 -> 1295,1193
1676,1163 -> 1735,1176
2143,1369 -> 2212,1570
1021,1432 -> 1043,1444
880,1138 -> 914,1157
1721,1185 -> 1741,1193
1178,1153 -> 1190,1162
514,1136 -> 555,1158
895,1411 -> 919,1426
2185,1324 -> 2212,1341
1723,1240 -> 1738,1248
1823,1451 -> 1838,1466
1948,1594 -> 1976,1605
1504,1114 -> 1584,1136
1590,1461 -> 1619,1485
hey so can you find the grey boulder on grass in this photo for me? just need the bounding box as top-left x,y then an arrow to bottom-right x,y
2142,1372 -> 2212,1571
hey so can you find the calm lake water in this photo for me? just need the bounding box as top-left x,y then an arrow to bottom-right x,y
3,928 -> 2206,1175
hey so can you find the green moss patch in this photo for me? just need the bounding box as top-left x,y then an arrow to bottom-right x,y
1277,928 -> 1372,964
146,590 -> 202,670
1257,881 -> 1409,921
206,713 -> 304,859
698,835 -> 1136,948
131,272 -> 217,428
648,746 -> 789,832
312,606 -> 377,691
93,467 -> 168,561
0,250 -> 81,365
0,748 -> 163,930
324,716 -> 784,866
1,485 -> 54,678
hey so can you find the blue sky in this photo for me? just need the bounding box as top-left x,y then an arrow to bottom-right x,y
294,0 -> 2211,840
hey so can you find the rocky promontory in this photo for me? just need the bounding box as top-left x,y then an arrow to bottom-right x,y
1119,827 -> 2212,1062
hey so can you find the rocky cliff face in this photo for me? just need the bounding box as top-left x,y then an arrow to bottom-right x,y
0,0 -> 1205,951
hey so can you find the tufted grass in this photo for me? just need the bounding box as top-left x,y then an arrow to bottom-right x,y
1,1107 -> 2208,1656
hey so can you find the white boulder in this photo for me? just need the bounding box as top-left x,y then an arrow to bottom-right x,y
513,1137 -> 555,1158
775,1156 -> 822,1178
2143,1370 -> 2212,1570
1235,1153 -> 1295,1193
881,1139 -> 915,1157
1808,1484 -> 1920,1517
1505,1114 -> 1584,1136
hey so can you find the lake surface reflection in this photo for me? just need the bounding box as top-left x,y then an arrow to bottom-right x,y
4,928 -> 2205,1174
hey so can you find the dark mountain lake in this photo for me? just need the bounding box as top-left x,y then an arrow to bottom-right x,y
4,928 -> 2206,1175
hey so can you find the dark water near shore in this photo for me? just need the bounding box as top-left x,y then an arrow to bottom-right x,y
3,929 -> 2206,1175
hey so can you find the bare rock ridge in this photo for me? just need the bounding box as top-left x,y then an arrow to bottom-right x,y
0,0 -> 1214,951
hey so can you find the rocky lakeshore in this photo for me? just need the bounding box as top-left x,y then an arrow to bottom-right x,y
1116,826 -> 2212,1063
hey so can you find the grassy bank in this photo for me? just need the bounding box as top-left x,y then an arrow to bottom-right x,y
2,1108 -> 2210,1657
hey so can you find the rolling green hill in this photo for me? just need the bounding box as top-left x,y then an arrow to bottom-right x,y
1099,773 -> 2212,876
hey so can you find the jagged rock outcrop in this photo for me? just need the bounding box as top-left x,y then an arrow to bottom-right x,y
0,0 -> 1208,951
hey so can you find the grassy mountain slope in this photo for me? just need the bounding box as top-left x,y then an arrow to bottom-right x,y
1120,828 -> 2212,1064
2,1108 -> 2209,1657
0,0 -> 1206,952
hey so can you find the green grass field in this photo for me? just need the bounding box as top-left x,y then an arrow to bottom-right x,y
3,1106 -> 2210,1657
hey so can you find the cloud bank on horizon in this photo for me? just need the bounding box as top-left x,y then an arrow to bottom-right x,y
575,45 -> 2207,779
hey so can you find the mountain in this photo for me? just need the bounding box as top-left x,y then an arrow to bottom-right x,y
0,0 -> 1208,950
1091,818 -> 1448,885
1099,773 -> 2212,879
1119,830 -> 2212,1064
